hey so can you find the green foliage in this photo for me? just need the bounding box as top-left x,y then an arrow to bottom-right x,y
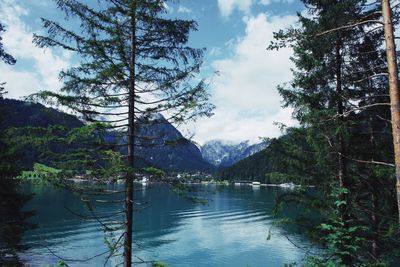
218,127 -> 322,186
305,255 -> 389,267
215,180 -> 229,186
17,163 -> 61,181
2,121 -> 128,181
266,172 -> 291,184
152,262 -> 167,267
0,98 -> 83,130
31,0 -> 213,126
318,221 -> 365,265
45,260 -> 69,267
18,1 -> 214,266
169,181 -> 208,204
266,0 -> 400,265
0,23 -> 16,65
0,93 -> 36,262
142,167 -> 166,177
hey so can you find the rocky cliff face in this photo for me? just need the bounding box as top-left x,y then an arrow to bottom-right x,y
200,140 -> 268,167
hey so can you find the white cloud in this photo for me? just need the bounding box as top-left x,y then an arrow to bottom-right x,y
193,13 -> 298,144
177,6 -> 192,14
0,0 -> 72,100
259,0 -> 295,5
217,0 -> 253,17
218,0 -> 296,17
0,65 -> 42,98
209,47 -> 223,57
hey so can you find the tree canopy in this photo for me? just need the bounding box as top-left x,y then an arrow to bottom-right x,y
31,1 -> 214,265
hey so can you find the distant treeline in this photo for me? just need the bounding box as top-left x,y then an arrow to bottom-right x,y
216,127 -> 321,185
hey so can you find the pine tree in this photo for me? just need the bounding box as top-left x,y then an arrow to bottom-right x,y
0,22 -> 36,266
32,1 -> 213,266
381,0 -> 400,225
0,22 -> 16,97
270,0 -> 400,264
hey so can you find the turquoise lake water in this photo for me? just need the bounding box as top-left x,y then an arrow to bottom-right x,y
19,183 -> 319,266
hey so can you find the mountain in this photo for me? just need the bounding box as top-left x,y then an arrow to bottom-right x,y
0,98 -> 84,129
1,98 -> 213,173
201,140 -> 267,167
134,114 -> 214,172
216,129 -> 319,185
217,149 -> 269,182
0,98 -> 86,169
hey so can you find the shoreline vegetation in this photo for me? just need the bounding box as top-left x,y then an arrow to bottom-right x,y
16,170 -> 314,189
16,163 -> 316,188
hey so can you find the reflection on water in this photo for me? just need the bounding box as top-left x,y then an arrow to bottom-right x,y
19,183 -> 317,266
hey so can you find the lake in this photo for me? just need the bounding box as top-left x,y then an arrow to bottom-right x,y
18,182 -> 318,266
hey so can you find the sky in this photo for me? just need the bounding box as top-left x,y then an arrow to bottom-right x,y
0,0 -> 304,145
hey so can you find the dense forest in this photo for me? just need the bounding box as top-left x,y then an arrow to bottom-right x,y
260,0 -> 400,265
221,0 -> 400,265
217,128 -> 321,185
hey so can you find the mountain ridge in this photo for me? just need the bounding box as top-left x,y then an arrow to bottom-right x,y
134,114 -> 214,172
0,98 -> 214,173
201,139 -> 268,167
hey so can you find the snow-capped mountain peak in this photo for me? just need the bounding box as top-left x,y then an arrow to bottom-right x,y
200,139 -> 268,167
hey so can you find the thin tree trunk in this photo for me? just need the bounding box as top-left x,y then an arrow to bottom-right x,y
371,187 -> 379,258
336,41 -> 352,265
382,0 -> 400,224
336,41 -> 348,216
124,1 -> 136,266
369,115 -> 380,258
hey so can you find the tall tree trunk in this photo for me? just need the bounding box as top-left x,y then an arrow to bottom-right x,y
371,187 -> 379,258
382,0 -> 400,224
336,41 -> 352,265
336,41 -> 348,216
369,115 -> 380,258
124,1 -> 136,266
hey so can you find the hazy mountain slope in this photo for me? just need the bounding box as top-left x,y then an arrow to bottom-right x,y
0,98 -> 83,129
1,98 -> 213,172
135,114 -> 214,172
201,140 -> 267,167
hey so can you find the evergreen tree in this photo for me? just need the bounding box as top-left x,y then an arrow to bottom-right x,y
381,0 -> 400,225
270,0 -> 400,265
32,0 -> 213,265
0,22 -> 16,96
0,22 -> 36,266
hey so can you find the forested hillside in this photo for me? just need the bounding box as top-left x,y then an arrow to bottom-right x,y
201,140 -> 267,167
0,98 -> 83,129
0,98 -> 214,173
0,98 -> 86,170
217,127 -> 321,185
133,114 -> 214,172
